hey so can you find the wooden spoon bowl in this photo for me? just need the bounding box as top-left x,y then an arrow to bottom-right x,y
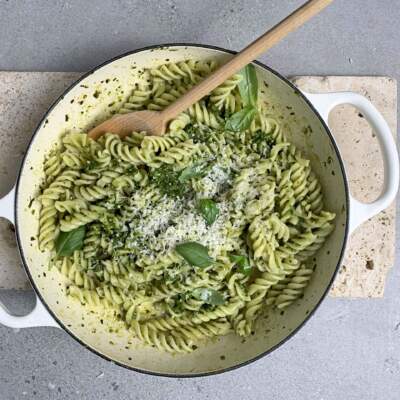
88,110 -> 166,140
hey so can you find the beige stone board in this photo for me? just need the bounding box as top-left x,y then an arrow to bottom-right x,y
292,76 -> 397,297
0,72 -> 81,289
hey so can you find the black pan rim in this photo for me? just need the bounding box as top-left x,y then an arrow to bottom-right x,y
14,42 -> 350,378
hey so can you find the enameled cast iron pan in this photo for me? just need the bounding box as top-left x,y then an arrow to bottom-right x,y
0,44 -> 398,377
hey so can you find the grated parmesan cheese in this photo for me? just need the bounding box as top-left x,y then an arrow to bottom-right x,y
153,200 -> 231,257
134,196 -> 180,238
122,159 -> 241,259
195,165 -> 231,198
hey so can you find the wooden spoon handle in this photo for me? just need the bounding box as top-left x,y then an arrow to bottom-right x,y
160,0 -> 333,121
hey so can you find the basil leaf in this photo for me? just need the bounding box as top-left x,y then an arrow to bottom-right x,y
238,64 -> 258,107
197,199 -> 219,225
178,163 -> 208,183
192,287 -> 225,305
230,254 -> 252,275
55,226 -> 86,257
175,242 -> 214,267
225,106 -> 257,132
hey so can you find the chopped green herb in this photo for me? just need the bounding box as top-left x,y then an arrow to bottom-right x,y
150,165 -> 186,197
186,124 -> 214,143
252,131 -> 275,146
126,165 -> 139,174
85,160 -> 100,171
250,131 -> 275,157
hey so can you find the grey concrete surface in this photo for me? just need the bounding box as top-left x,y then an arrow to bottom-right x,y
0,0 -> 399,399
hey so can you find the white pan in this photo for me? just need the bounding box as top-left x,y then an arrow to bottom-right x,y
0,44 -> 398,377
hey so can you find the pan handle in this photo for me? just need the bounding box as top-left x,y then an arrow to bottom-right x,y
0,295 -> 59,328
304,91 -> 399,234
0,186 -> 59,328
0,187 -> 15,224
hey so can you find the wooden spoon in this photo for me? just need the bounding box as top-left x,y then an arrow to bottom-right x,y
88,0 -> 333,139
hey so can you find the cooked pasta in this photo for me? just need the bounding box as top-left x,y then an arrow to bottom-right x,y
37,60 -> 335,354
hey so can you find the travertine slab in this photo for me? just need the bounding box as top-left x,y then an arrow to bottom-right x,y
292,76 -> 397,297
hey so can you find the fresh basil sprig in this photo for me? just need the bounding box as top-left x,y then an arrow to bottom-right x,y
175,242 -> 214,267
192,287 -> 225,305
230,254 -> 252,276
197,199 -> 219,225
225,64 -> 259,132
238,64 -> 258,107
225,106 -> 257,131
55,226 -> 86,256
